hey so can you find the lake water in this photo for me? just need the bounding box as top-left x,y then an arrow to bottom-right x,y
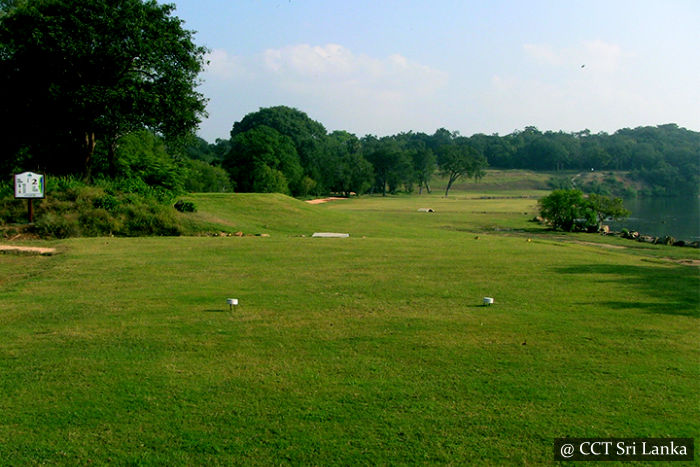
607,197 -> 700,241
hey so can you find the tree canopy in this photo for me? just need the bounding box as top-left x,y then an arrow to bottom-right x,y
0,0 -> 207,179
231,107 -> 326,177
224,125 -> 303,195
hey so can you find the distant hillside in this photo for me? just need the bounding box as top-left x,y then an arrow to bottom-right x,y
431,169 -> 656,199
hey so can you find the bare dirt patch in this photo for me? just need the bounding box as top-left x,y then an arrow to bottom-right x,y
573,241 -> 627,250
663,258 -> 700,267
0,245 -> 57,256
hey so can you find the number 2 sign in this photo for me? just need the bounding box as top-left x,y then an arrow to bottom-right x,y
14,172 -> 45,199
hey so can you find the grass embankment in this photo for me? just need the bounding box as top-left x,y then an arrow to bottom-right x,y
1,191 -> 698,464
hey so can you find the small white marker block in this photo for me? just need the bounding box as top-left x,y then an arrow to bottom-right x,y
312,232 -> 349,238
226,298 -> 238,306
483,297 -> 494,306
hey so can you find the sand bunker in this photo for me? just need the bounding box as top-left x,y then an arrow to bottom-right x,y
305,197 -> 348,205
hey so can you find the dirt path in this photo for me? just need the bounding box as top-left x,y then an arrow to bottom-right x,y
573,241 -> 627,250
663,258 -> 700,267
571,240 -> 699,266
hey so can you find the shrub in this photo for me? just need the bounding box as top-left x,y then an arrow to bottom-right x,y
93,194 -> 120,211
182,159 -> 232,193
538,190 -> 593,231
0,175 -> 201,238
122,203 -> 184,236
0,180 -> 13,198
174,200 -> 197,213
31,212 -> 78,238
539,189 -> 629,232
95,177 -> 177,203
79,208 -> 122,236
0,198 -> 28,223
547,176 -> 573,190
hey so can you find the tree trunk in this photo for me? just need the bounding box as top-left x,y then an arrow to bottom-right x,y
83,131 -> 96,182
107,137 -> 118,177
444,174 -> 458,197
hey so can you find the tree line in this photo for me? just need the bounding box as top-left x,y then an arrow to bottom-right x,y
202,106 -> 486,197
188,107 -> 699,197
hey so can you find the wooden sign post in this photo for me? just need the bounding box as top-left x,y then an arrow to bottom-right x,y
14,172 -> 45,223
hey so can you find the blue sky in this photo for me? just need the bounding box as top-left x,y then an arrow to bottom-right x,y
166,0 -> 699,142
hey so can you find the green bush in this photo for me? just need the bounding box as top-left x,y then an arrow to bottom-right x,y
31,212 -> 78,238
122,203 -> 183,236
79,208 -> 122,236
174,200 -> 197,213
539,189 -> 593,231
0,180 -> 13,198
96,177 -> 177,203
182,159 -> 232,193
0,198 -> 28,223
547,176 -> 573,190
93,194 -> 120,211
539,189 -> 629,232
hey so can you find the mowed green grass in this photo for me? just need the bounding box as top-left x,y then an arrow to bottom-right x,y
0,192 -> 698,464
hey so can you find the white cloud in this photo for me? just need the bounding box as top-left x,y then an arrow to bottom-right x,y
196,43 -> 449,138
479,40 -> 644,133
203,48 -> 255,81
263,44 -> 357,76
261,43 -> 448,98
195,37 -> 695,142
258,44 -> 449,133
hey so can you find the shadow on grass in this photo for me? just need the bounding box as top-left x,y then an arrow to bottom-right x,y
555,263 -> 699,317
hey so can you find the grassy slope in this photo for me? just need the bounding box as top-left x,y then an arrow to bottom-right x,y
0,191 -> 698,464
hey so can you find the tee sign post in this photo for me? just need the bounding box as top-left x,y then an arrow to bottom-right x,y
14,172 -> 45,223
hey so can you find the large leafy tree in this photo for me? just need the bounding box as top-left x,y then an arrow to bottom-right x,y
230,106 -> 327,187
223,125 -> 303,195
393,132 -> 436,194
0,0 -> 207,179
322,131 -> 373,196
539,189 -> 629,232
362,136 -> 412,196
587,193 -> 630,227
538,189 -> 592,232
438,137 -> 487,197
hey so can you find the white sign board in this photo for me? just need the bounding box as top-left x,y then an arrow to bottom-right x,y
14,172 -> 45,199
